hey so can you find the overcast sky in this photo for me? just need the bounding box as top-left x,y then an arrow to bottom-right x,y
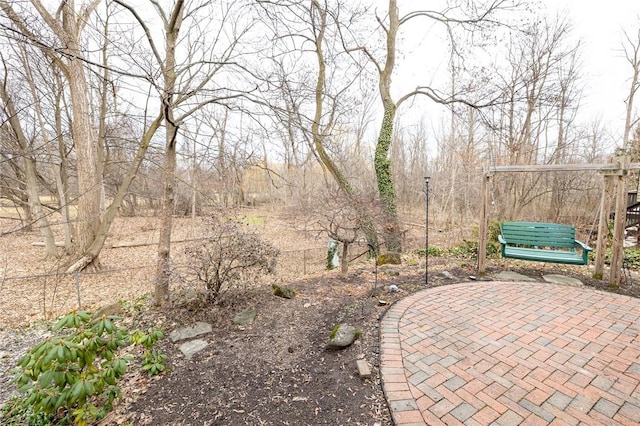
390,0 -> 640,147
543,0 -> 640,135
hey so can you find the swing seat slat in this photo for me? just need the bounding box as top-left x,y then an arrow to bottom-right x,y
498,222 -> 592,265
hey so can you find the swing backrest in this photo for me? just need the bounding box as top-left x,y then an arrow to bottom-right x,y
500,222 -> 577,249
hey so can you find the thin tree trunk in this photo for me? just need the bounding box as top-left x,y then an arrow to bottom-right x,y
155,1 -> 184,306
54,81 -> 73,249
0,82 -> 56,256
623,28 -> 640,150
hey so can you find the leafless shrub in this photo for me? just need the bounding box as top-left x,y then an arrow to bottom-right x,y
295,188 -> 382,274
183,220 -> 279,303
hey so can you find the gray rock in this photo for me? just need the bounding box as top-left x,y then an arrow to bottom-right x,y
169,322 -> 212,343
179,339 -> 208,358
172,288 -> 204,309
92,303 -> 124,320
272,284 -> 296,299
356,359 -> 371,378
495,271 -> 537,282
327,323 -> 360,349
437,271 -> 455,280
233,308 -> 257,325
543,274 -> 583,287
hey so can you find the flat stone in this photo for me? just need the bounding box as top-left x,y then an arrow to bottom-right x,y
169,322 -> 212,342
543,274 -> 583,287
495,271 -> 536,282
233,308 -> 257,325
356,359 -> 371,378
179,339 -> 208,358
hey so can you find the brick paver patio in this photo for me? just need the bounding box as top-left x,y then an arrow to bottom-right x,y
380,281 -> 640,425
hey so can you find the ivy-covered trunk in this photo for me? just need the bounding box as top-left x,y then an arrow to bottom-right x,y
375,103 -> 402,254
370,0 -> 403,258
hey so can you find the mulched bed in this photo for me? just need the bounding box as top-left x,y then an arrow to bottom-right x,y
2,251 -> 639,425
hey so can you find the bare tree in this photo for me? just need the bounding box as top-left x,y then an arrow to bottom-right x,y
358,0 -> 519,255
0,53 -> 56,255
112,0 -> 253,305
0,0 -> 105,264
256,0 -> 380,252
485,15 -> 582,220
622,23 -> 640,155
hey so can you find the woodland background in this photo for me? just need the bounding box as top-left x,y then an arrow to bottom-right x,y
0,0 -> 639,309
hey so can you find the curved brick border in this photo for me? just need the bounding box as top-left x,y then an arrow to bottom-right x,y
380,281 -> 640,425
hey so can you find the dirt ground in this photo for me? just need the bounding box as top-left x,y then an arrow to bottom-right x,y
108,264 -> 430,426
1,208 -> 640,425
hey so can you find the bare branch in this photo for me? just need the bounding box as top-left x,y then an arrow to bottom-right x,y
112,0 -> 165,73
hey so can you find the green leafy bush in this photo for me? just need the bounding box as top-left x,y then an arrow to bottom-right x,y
415,246 -> 443,257
1,311 -> 165,426
597,247 -> 640,270
623,248 -> 640,269
447,220 -> 503,259
447,240 -> 479,258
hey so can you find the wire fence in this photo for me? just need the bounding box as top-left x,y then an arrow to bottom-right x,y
0,246 -> 331,329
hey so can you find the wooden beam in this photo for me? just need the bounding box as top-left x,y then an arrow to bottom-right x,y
484,162 -> 640,174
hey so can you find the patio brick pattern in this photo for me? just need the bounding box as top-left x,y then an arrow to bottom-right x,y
380,281 -> 640,425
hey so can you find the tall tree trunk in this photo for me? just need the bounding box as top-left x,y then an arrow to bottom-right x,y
68,57 -> 101,262
373,0 -> 402,254
155,120 -> 178,305
374,104 -> 402,253
155,1 -> 184,306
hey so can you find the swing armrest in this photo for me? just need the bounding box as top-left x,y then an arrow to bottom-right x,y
574,240 -> 592,252
498,234 -> 507,258
574,240 -> 593,264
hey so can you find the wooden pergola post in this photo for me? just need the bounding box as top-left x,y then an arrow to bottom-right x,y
477,171 -> 492,274
594,175 -> 614,279
610,157 -> 630,286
